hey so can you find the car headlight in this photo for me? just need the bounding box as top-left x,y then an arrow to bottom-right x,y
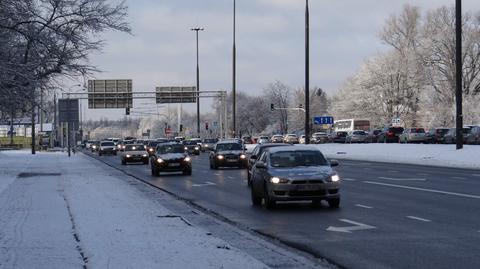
195,146 -> 199,150
184,157 -> 191,162
157,158 -> 164,163
92,145 -> 96,149
184,147 -> 188,150
217,155 -> 224,160
149,148 -> 154,152
240,154 -> 246,159
330,175 -> 340,182
270,177 -> 288,184
126,154 -> 131,158
142,154 -> 148,157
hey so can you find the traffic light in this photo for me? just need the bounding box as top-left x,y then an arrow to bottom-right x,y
126,107 -> 130,115
270,103 -> 275,111
205,122 -> 209,130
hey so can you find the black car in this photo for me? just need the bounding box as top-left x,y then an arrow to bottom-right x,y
332,132 -> 348,143
209,142 -> 247,169
150,143 -> 192,176
146,140 -> 168,156
377,127 -> 404,143
183,140 -> 200,155
201,138 -> 218,152
250,145 -> 340,209
247,143 -> 290,186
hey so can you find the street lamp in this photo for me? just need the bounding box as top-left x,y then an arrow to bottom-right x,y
191,27 -> 204,138
304,0 -> 310,144
232,0 -> 237,138
455,0 -> 463,150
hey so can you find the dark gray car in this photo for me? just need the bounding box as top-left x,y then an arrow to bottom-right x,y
250,145 -> 340,209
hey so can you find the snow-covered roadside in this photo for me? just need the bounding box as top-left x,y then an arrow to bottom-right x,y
314,143 -> 480,170
0,151 -> 268,269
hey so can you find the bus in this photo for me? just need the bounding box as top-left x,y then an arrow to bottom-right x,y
333,119 -> 371,133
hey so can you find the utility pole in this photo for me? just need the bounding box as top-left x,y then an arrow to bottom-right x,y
304,0 -> 311,145
191,27 -> 204,138
455,0 -> 463,150
232,0 -> 237,138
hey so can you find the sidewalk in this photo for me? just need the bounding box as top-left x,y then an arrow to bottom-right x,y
0,150 -> 268,269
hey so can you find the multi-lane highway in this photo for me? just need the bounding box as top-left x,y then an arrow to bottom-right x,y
86,150 -> 480,269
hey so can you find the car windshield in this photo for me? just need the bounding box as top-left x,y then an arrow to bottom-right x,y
183,141 -> 198,145
353,131 -> 366,135
157,144 -> 185,154
269,150 -> 328,167
101,142 -> 114,146
258,145 -> 289,157
125,145 -> 145,151
147,141 -> 160,147
216,143 -> 242,151
204,139 -> 217,143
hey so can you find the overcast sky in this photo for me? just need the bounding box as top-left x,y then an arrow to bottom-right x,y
82,0 -> 480,120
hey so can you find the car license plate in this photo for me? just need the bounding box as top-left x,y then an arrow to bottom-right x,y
297,185 -> 319,191
169,163 -> 180,167
227,159 -> 237,162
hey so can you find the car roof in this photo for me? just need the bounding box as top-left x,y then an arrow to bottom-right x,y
266,145 -> 321,153
217,141 -> 241,145
256,143 -> 290,148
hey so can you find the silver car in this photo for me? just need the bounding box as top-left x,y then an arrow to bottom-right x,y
250,145 -> 340,209
346,130 -> 370,143
399,128 -> 427,143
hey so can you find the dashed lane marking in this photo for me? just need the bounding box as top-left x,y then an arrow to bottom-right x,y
364,181 -> 480,199
192,181 -> 216,187
472,174 -> 480,177
342,178 -> 357,181
227,176 -> 235,179
388,170 -> 399,173
418,173 -> 430,176
451,176 -> 467,180
406,216 -> 431,222
355,204 -> 373,209
378,177 -> 426,181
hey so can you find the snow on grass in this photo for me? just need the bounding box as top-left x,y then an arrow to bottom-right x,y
313,143 -> 480,170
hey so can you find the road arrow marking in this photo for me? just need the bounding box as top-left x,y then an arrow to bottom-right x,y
378,177 -> 426,181
326,219 -> 376,233
192,181 -> 216,187
407,216 -> 431,222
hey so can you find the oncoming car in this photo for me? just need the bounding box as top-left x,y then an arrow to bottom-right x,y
183,140 -> 200,155
121,144 -> 149,165
150,143 -> 192,176
209,142 -> 247,169
250,145 -> 340,209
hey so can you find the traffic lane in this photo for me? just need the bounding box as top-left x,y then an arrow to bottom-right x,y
90,153 -> 480,269
336,160 -> 480,195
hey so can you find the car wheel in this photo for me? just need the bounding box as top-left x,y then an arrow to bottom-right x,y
183,169 -> 192,176
251,185 -> 262,206
328,197 -> 340,208
121,159 -> 126,165
263,184 -> 276,209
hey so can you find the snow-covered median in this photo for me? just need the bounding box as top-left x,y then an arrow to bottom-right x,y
314,143 -> 480,170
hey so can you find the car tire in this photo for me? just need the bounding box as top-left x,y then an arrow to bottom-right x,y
121,159 -> 126,165
99,152 -> 102,156
183,169 -> 192,176
251,185 -> 262,206
328,197 -> 340,208
263,185 -> 276,209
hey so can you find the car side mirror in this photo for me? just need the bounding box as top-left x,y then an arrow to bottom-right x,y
255,162 -> 267,169
330,160 -> 339,167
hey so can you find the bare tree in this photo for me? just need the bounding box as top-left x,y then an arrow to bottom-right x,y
263,81 -> 291,134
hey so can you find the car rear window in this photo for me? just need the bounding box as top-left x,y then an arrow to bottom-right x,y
157,144 -> 185,154
436,129 -> 449,134
204,139 -> 217,143
410,128 -> 425,133
216,143 -> 242,151
270,150 -> 328,167
125,145 -> 145,151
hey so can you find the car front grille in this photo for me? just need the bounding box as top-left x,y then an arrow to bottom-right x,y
289,190 -> 327,197
291,180 -> 324,184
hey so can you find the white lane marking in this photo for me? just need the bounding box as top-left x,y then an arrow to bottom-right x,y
192,181 -> 216,187
473,174 -> 480,177
342,178 -> 357,181
326,219 -> 376,233
363,168 -> 371,170
418,173 -> 430,176
214,173 -> 221,176
378,177 -> 426,181
451,176 -> 467,180
355,204 -> 373,209
388,170 -> 399,173
407,216 -> 431,222
227,176 -> 235,179
364,181 -> 480,199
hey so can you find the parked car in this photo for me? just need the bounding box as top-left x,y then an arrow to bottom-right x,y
443,128 -> 457,144
271,135 -> 284,143
247,143 -> 290,185
466,126 -> 480,145
346,130 -> 370,143
121,144 -> 149,165
299,135 -> 306,144
209,141 -> 247,169
370,129 -> 382,143
312,132 -> 330,144
201,138 -> 218,152
242,136 -> 253,144
283,134 -> 299,144
332,131 -> 348,143
378,127 -> 404,143
399,128 -> 427,143
183,140 -> 200,155
426,128 -> 450,144
250,145 -> 340,209
150,143 -> 192,176
98,141 -> 117,156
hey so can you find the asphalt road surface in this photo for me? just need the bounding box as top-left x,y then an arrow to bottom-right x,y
86,150 -> 480,269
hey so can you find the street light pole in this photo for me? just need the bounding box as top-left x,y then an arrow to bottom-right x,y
232,0 -> 237,139
191,27 -> 204,138
304,0 -> 311,145
455,0 -> 463,150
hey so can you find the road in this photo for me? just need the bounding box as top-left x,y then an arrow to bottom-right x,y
86,150 -> 480,269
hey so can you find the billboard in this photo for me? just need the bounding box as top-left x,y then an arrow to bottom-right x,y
88,79 -> 133,109
58,99 -> 79,124
156,87 -> 196,104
